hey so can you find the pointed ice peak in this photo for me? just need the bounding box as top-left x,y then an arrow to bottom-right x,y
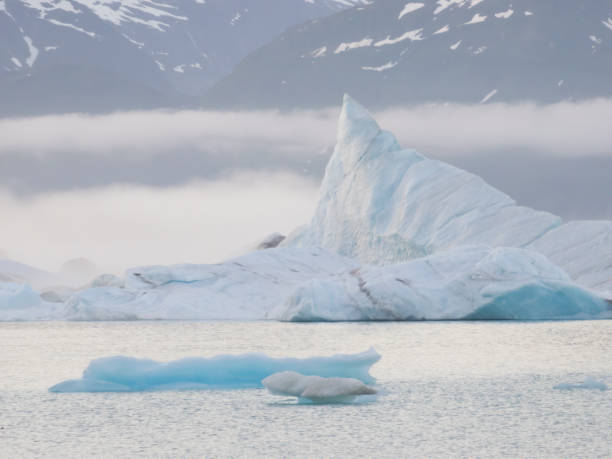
340,94 -> 379,130
335,94 -> 385,166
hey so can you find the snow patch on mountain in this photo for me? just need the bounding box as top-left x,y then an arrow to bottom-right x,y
23,36 -> 38,67
465,13 -> 487,25
362,61 -> 398,72
398,2 -> 424,19
374,28 -> 423,47
334,38 -> 373,53
495,9 -> 513,19
46,18 -> 96,37
434,0 -> 465,15
22,0 -> 187,30
310,46 -> 327,57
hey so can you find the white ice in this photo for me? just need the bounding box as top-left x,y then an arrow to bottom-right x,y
263,371 -> 376,403
3,95 -> 612,322
285,95 -> 612,295
62,247 -> 357,321
276,246 -> 609,321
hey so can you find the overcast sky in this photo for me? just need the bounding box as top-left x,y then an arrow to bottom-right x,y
1,98 -> 611,273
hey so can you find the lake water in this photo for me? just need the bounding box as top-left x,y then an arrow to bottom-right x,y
2,321 -> 611,458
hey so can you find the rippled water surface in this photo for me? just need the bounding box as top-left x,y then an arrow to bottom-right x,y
2,321 -> 612,458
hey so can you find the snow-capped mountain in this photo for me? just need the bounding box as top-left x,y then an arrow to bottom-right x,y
204,0 -> 612,108
0,0 -> 365,116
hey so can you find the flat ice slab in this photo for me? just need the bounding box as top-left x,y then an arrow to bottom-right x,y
49,348 -> 381,392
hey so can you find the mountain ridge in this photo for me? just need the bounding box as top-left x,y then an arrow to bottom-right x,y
204,0 -> 612,109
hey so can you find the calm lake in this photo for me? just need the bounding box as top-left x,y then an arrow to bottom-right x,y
2,321 -> 611,458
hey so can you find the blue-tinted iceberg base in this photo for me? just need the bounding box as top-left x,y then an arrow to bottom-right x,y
49,348 -> 380,393
277,246 -> 611,322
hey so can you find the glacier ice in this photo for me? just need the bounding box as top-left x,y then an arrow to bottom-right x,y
62,247 -> 357,321
277,246 -> 609,321
285,95 -> 612,294
262,371 -> 376,403
0,282 -> 41,310
0,282 -> 65,321
49,348 -> 381,392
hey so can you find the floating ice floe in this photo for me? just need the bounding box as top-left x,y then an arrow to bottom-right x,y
553,377 -> 608,391
263,371 -> 376,403
49,348 -> 381,392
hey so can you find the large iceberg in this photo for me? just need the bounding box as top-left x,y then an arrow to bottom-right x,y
285,95 -> 612,294
3,95 -> 612,322
49,348 -> 381,392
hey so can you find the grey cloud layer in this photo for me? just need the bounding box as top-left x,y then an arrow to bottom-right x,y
1,99 -> 612,159
0,99 -> 611,219
1,99 -> 611,273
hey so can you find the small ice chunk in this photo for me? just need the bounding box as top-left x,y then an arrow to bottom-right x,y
263,371 -> 376,403
554,377 -> 608,391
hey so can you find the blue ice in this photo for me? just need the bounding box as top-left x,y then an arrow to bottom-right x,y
49,348 -> 380,392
